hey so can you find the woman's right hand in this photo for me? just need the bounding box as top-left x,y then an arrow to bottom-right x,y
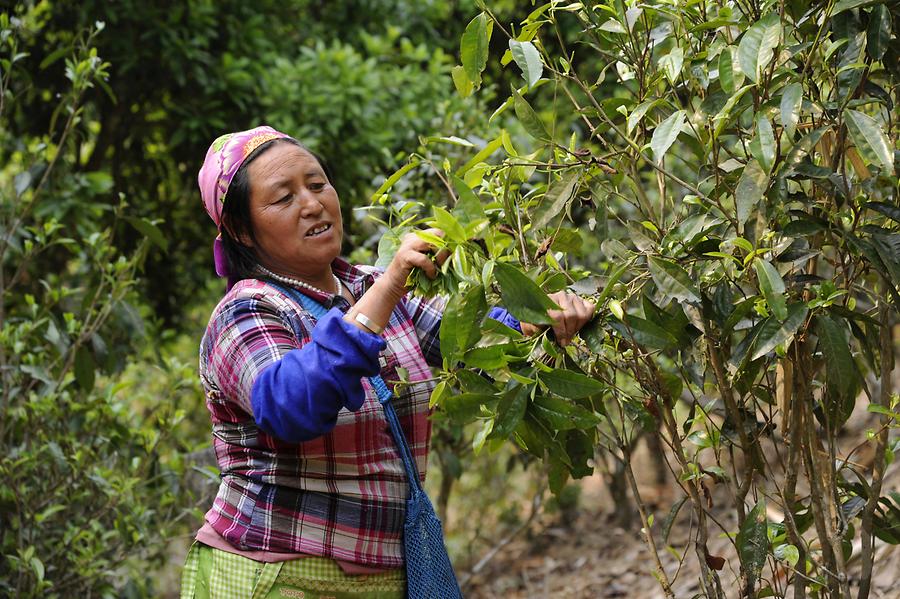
382,228 -> 448,298
345,228 -> 447,335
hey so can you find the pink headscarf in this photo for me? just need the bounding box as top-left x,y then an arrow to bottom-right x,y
197,125 -> 292,288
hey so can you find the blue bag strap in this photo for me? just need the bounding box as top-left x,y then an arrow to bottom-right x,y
271,282 -> 424,495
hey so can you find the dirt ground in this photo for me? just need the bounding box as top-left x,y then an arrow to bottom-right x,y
462,437 -> 900,599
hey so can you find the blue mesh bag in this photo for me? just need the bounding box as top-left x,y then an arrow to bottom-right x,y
278,286 -> 463,598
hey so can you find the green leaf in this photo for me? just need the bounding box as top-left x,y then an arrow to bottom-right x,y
548,458 -> 569,495
125,217 -> 168,252
370,159 -> 420,202
463,345 -> 510,370
552,229 -> 583,254
817,314 -> 859,426
457,369 -> 497,394
30,556 -> 44,583
753,259 -> 787,321
737,14 -> 782,83
74,345 -> 95,392
512,87 -> 550,140
429,380 -> 450,409
651,110 -> 686,164
494,262 -> 558,325
872,233 -> 900,284
736,499 -> 768,586
773,543 -> 799,567
14,171 -> 31,197
659,46 -> 684,84
509,40 -> 543,88
844,109 -> 894,173
627,99 -> 663,134
440,284 -> 488,360
431,205 -> 467,244
424,135 -> 475,148
833,0 -> 883,15
457,136 -> 503,176
751,114 -> 776,173
599,18 -> 626,34
461,12 -> 493,87
531,395 -> 602,430
540,369 -> 606,399
532,169 -> 581,229
451,65 -> 473,98
593,185 -> 609,242
867,5 -> 892,60
450,175 -> 487,225
490,384 -> 530,439
713,84 -> 754,140
662,496 -> 689,543
780,83 -> 803,142
718,46 -> 743,94
782,128 -> 827,173
611,315 -> 680,350
39,46 -> 71,70
735,160 -> 770,226
751,303 -> 808,360
868,201 -> 900,224
648,256 -> 701,303
608,299 -> 625,321
443,392 -> 497,420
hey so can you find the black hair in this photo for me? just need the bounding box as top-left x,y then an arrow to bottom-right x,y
219,138 -> 334,282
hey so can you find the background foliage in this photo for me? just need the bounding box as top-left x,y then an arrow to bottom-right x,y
1,0 -> 898,597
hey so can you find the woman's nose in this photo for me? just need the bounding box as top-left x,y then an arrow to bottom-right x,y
297,191 -> 324,217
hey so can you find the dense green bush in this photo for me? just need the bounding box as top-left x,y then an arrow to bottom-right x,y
0,12 -> 198,597
385,1 -> 900,597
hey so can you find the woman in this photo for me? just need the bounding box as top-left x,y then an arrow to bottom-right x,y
182,125 -> 595,598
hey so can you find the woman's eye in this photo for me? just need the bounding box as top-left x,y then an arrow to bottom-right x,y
309,182 -> 325,191
276,194 -> 292,204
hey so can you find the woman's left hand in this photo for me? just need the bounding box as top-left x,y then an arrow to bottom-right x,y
520,291 -> 596,346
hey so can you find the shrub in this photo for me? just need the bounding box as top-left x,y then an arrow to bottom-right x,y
384,1 -> 900,596
0,13 -> 191,597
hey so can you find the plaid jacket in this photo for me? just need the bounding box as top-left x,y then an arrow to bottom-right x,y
198,259 -> 445,568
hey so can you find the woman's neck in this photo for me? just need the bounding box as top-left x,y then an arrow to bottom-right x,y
261,263 -> 338,295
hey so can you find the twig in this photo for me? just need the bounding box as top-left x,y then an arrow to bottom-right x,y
858,303 -> 894,599
459,489 -> 543,589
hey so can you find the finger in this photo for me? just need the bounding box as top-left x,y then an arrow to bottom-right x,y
408,251 -> 438,279
434,248 -> 452,267
416,228 -> 446,253
406,228 -> 445,253
557,292 -> 578,331
549,312 -> 574,347
547,290 -> 567,309
575,298 -> 596,323
520,322 -> 542,337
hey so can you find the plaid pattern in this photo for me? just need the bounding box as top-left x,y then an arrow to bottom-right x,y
181,542 -> 406,598
198,259 -> 446,568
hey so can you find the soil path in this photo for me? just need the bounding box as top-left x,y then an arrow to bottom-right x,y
464,429 -> 900,599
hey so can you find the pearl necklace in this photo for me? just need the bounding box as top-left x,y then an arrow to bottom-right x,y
258,265 -> 341,296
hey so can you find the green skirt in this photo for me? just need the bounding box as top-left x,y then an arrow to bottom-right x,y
180,542 -> 406,599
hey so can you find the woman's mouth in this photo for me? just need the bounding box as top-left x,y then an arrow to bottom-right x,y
306,223 -> 332,237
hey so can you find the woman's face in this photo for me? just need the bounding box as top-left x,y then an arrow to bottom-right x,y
245,143 -> 343,280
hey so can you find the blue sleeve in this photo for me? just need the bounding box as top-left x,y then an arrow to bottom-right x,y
250,307 -> 386,442
488,306 -> 523,333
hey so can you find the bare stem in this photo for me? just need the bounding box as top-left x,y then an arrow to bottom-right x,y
857,303 -> 894,599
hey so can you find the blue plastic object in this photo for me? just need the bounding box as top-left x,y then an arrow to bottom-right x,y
274,284 -> 463,598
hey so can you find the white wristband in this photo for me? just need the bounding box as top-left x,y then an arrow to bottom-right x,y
354,312 -> 384,335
